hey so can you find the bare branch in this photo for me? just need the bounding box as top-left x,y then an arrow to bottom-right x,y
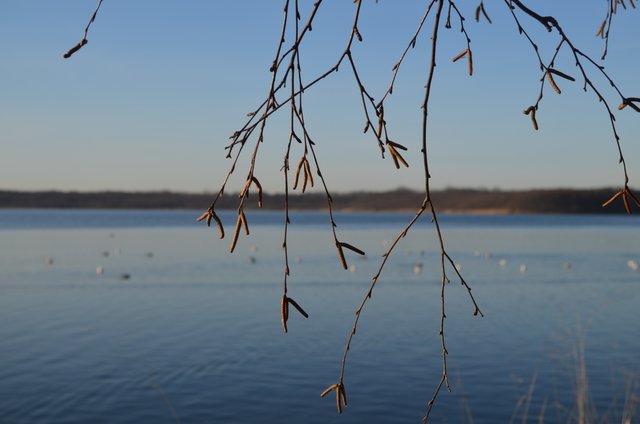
63,0 -> 105,59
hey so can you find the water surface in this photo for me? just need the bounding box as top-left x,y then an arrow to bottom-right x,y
1,210 -> 639,423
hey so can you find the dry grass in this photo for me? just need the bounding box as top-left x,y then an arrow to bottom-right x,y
507,335 -> 638,424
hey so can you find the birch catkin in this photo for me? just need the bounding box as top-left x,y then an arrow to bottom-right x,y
547,71 -> 561,94
230,214 -> 242,253
281,295 -> 289,333
212,211 -> 225,239
336,242 -> 348,270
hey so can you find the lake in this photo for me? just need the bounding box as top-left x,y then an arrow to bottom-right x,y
1,209 -> 639,423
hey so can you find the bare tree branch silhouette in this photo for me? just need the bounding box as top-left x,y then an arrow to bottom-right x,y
65,0 -> 639,421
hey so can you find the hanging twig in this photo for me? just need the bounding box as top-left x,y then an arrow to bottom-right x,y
63,0 -> 105,58
66,2 -> 637,421
507,0 -> 637,213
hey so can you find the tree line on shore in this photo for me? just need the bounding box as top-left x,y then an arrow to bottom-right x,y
0,188 -> 635,214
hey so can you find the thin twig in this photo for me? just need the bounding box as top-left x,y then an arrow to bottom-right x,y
63,0 -> 105,58
149,373 -> 182,424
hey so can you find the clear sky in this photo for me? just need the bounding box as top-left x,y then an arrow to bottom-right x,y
1,1 -> 638,194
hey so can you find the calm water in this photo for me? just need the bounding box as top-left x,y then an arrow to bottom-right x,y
1,210 -> 639,423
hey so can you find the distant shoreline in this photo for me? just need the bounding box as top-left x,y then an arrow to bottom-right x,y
1,188 -> 635,214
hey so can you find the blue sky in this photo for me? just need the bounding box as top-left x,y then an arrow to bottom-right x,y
1,1 -> 638,193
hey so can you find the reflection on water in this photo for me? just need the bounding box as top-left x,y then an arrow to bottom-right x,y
0,211 -> 638,423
